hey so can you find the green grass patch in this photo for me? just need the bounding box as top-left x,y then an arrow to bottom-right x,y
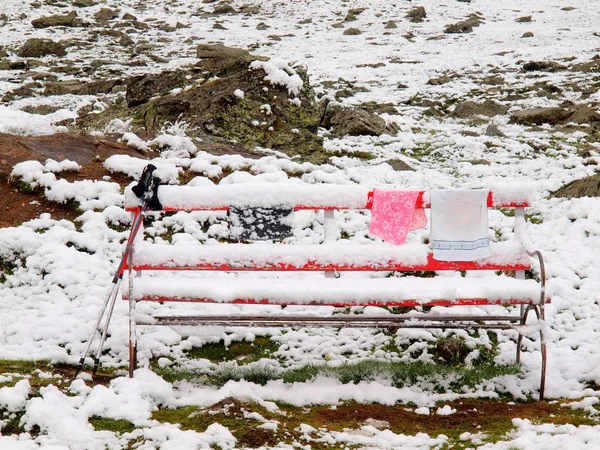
89,417 -> 136,434
184,337 -> 280,364
327,149 -> 375,160
282,360 -> 520,392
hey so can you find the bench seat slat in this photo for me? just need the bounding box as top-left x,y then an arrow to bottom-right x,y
144,315 -> 522,328
124,276 -> 541,306
128,242 -> 531,272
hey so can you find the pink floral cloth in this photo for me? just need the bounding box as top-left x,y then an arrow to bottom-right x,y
369,189 -> 427,245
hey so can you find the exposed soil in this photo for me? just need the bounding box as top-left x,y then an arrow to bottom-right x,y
0,132 -> 147,227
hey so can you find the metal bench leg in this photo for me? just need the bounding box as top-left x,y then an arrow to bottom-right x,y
516,304 -> 546,400
539,303 -> 547,401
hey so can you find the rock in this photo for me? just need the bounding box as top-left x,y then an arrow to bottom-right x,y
406,6 -> 426,23
509,107 -> 570,125
43,79 -> 121,96
551,174 -> 600,199
126,70 -> 189,107
239,4 -> 261,14
452,100 -> 508,118
17,38 -> 66,58
213,4 -> 236,14
516,15 -> 532,22
384,20 -> 397,29
427,75 -> 453,85
385,159 -> 414,171
325,106 -> 397,137
119,34 -> 134,46
509,107 -> 571,125
343,28 -> 362,35
256,22 -> 269,30
133,54 -> 325,162
444,14 -> 484,34
348,8 -> 366,15
435,337 -> 470,364
565,105 -> 600,124
481,75 -> 505,85
522,32 -> 534,38
73,0 -> 96,6
196,43 -> 250,60
485,124 -> 506,137
31,11 -> 87,28
522,60 -> 566,72
423,107 -> 444,118
94,8 -> 119,21
571,58 -> 600,73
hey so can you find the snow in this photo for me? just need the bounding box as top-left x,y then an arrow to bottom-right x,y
0,0 -> 599,448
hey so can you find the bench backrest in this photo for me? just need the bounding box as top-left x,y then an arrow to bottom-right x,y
122,183 -> 533,274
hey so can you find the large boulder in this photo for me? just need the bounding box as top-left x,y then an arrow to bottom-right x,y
131,47 -> 324,162
17,39 -> 66,58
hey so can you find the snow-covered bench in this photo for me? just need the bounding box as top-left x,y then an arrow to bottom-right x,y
122,183 -> 548,399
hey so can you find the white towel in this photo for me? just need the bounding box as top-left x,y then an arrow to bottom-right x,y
430,189 -> 491,261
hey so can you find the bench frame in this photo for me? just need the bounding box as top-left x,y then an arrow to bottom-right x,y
122,187 -> 548,399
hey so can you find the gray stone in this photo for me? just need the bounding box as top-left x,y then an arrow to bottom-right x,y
385,158 -> 414,171
17,38 -> 67,58
485,124 -> 506,137
328,107 -> 396,137
119,34 -> 134,46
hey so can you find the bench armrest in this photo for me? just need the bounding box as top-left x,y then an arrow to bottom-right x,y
515,216 -> 547,305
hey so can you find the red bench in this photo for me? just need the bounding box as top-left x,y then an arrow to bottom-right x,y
121,182 -> 548,399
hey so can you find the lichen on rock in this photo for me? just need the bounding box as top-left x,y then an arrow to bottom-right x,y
129,44 -> 325,162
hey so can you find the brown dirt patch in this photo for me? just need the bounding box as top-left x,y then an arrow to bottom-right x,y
0,132 -> 148,228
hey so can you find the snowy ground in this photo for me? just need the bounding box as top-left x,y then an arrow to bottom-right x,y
1,0 -> 600,448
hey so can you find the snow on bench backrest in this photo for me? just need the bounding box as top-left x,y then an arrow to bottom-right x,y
124,183 -> 533,211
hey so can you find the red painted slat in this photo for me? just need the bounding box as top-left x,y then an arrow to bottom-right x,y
126,254 -> 530,272
125,190 -> 529,212
122,295 -> 539,307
